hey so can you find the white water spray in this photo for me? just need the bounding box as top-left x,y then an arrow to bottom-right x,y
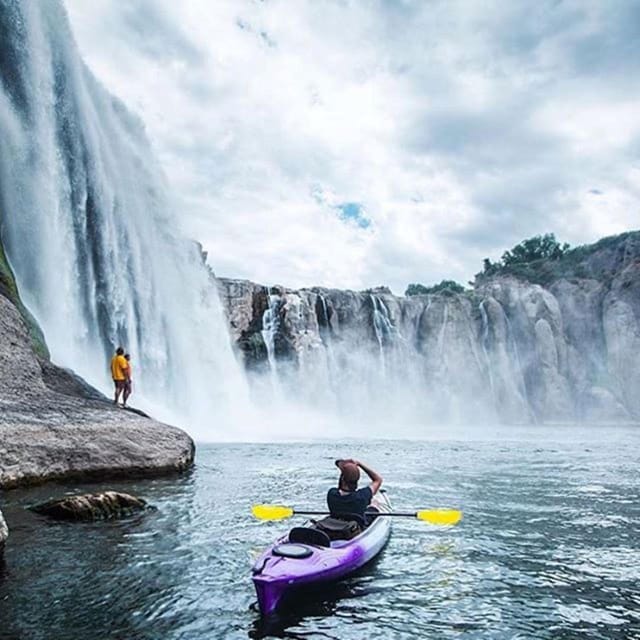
0,1 -> 249,437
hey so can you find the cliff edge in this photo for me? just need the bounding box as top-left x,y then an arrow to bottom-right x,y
0,252 -> 195,492
218,231 -> 640,426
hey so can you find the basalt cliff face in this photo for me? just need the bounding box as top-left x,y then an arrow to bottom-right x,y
218,232 -> 640,426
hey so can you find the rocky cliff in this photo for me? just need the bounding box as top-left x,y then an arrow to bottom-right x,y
0,234 -> 194,544
218,231 -> 640,426
0,242 -> 192,551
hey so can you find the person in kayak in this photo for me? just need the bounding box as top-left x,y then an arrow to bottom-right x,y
327,459 -> 383,522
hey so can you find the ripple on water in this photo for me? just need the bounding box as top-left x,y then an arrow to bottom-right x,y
0,432 -> 639,639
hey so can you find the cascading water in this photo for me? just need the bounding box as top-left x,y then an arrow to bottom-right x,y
479,300 -> 497,404
260,289 -> 283,397
370,294 -> 395,374
0,1 -> 248,437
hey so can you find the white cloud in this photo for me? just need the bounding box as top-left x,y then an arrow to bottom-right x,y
65,0 -> 640,293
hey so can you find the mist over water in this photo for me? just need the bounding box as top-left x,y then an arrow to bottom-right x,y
0,1 -> 249,438
241,288 -> 511,437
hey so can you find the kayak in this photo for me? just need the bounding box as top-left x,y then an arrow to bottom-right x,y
252,492 -> 391,616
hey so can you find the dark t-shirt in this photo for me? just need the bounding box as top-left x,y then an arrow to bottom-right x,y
327,487 -> 373,518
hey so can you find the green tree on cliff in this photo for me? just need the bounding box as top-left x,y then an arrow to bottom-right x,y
482,234 -> 570,275
405,280 -> 465,296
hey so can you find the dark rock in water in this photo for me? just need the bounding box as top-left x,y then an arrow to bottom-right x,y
0,509 -> 7,549
31,491 -> 149,521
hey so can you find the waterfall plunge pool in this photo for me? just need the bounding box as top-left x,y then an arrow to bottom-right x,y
0,427 -> 638,639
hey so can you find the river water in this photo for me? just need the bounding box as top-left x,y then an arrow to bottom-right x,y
1,427 -> 639,639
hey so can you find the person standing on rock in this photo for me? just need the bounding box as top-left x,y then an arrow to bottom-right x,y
123,353 -> 133,408
110,347 -> 129,407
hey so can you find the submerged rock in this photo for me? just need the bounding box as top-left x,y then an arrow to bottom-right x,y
0,509 -> 7,549
31,491 -> 149,521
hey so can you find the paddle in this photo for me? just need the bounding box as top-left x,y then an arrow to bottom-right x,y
251,505 -> 462,526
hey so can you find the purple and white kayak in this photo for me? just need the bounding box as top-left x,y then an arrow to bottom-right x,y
252,493 -> 391,616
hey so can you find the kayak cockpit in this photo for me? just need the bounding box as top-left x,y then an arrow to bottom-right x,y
288,527 -> 331,547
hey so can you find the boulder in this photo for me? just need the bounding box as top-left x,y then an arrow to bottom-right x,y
0,292 -> 195,489
31,491 -> 149,521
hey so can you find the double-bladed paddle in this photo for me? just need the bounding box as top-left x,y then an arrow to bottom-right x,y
251,505 -> 462,526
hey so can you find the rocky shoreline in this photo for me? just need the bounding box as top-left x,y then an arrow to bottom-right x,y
0,266 -> 195,551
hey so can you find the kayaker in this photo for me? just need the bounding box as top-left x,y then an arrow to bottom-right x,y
327,459 -> 383,521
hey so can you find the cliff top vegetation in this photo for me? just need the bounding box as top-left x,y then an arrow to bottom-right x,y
405,230 -> 640,295
476,230 -> 640,286
405,280 -> 466,297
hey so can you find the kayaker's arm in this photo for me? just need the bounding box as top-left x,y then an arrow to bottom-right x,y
355,460 -> 383,495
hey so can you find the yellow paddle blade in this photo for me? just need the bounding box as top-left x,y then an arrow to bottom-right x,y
251,504 -> 294,521
416,509 -> 462,526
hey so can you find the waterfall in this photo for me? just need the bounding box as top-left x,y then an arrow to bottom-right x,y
370,294 -> 395,373
260,289 -> 283,397
479,300 -> 497,403
503,313 -> 531,410
0,1 -> 248,437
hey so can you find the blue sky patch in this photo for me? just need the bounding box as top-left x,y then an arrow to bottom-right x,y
335,202 -> 371,229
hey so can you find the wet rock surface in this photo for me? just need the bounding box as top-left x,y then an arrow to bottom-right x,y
0,293 -> 195,489
31,491 -> 149,521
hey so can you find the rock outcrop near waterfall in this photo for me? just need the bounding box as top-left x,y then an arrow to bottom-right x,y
218,231 -> 640,425
0,286 -> 195,490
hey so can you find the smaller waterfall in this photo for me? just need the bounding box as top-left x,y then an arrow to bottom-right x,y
479,300 -> 497,402
261,290 -> 279,372
314,293 -> 339,400
370,295 -> 396,374
260,289 -> 283,397
317,294 -> 333,336
503,313 -> 531,410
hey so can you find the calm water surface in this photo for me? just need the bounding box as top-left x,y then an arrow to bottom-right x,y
1,427 -> 639,639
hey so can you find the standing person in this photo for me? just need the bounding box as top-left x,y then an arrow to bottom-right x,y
110,347 -> 129,406
123,353 -> 132,408
327,459 -> 383,520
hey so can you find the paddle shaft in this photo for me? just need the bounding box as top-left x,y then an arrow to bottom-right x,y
293,510 -> 420,517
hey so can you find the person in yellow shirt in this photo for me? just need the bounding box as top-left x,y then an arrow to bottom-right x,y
110,347 -> 130,406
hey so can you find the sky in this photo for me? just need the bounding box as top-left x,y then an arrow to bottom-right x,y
65,0 -> 640,294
